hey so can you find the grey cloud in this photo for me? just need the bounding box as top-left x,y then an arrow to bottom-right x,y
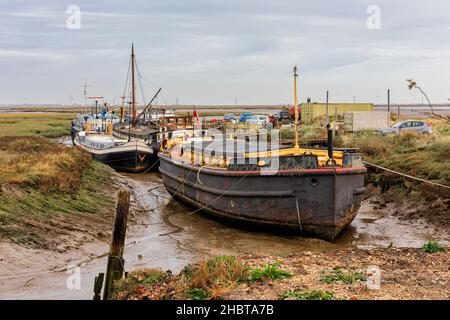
0,0 -> 449,105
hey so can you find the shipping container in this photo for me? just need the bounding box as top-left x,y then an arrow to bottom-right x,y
301,103 -> 373,123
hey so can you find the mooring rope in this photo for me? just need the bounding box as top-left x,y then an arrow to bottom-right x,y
363,160 -> 450,190
185,164 -> 258,216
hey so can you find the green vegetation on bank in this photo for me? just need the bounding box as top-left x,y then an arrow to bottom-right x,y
111,269 -> 166,299
0,136 -> 114,248
320,268 -> 367,284
421,241 -> 446,253
112,255 -> 296,300
343,130 -> 450,200
0,113 -> 74,138
248,262 -> 293,281
281,290 -> 334,300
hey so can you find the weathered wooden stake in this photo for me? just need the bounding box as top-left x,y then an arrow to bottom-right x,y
102,189 -> 130,300
93,272 -> 104,300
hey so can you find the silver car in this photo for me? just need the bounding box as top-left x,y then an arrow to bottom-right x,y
379,120 -> 432,135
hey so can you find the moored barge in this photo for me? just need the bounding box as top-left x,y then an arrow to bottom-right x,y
158,137 -> 366,241
158,66 -> 367,241
73,119 -> 158,173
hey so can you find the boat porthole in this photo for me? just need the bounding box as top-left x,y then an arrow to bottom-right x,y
230,200 -> 235,208
310,177 -> 318,186
243,202 -> 248,208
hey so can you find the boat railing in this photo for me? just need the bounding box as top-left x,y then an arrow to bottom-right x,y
85,121 -> 113,135
112,127 -> 158,143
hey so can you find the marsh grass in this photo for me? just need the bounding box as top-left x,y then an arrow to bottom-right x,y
185,255 -> 248,299
340,129 -> 450,192
0,113 -> 74,138
0,136 -> 114,247
0,136 -> 91,192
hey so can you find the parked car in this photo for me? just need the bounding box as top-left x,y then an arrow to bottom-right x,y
268,114 -> 276,125
279,110 -> 291,121
247,115 -> 269,127
239,112 -> 253,123
379,120 -> 432,135
273,111 -> 281,119
223,113 -> 236,121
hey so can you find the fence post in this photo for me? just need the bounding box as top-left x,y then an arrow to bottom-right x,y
102,189 -> 130,300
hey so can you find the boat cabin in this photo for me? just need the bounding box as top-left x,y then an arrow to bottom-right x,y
159,116 -> 194,131
162,135 -> 364,171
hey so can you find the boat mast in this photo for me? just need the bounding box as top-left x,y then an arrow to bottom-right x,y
293,65 -> 299,152
131,43 -> 136,125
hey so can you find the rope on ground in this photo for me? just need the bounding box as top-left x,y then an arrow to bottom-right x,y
143,161 -> 196,214
139,158 -> 160,174
363,160 -> 450,189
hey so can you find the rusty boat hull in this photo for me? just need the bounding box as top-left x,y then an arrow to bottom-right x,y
159,153 -> 366,241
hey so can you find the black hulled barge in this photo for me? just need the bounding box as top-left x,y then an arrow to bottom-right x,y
158,67 -> 367,241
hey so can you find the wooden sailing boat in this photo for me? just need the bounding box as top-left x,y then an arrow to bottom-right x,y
73,44 -> 158,173
111,44 -> 200,162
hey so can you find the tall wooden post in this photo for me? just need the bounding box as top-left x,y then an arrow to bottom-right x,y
387,89 -> 390,126
131,44 -> 136,124
102,189 -> 130,300
334,106 -> 338,136
293,66 -> 299,153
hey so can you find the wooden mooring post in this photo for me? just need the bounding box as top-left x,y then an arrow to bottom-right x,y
101,189 -> 130,300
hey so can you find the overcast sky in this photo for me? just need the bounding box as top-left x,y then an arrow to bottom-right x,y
1,0 -> 450,105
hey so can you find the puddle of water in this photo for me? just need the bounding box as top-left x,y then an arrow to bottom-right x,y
342,202 -> 449,249
2,171 -> 447,300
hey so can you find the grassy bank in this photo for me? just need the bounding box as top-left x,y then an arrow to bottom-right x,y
0,136 -> 115,249
111,248 -> 449,300
347,130 -> 449,226
0,113 -> 74,138
343,131 -> 450,185
278,119 -> 450,193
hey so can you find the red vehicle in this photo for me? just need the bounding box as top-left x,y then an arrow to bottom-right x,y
268,114 -> 276,124
289,105 -> 301,119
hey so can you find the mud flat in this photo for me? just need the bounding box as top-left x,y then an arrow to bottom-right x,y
0,134 -> 448,300
1,168 -> 448,300
0,170 -> 147,300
